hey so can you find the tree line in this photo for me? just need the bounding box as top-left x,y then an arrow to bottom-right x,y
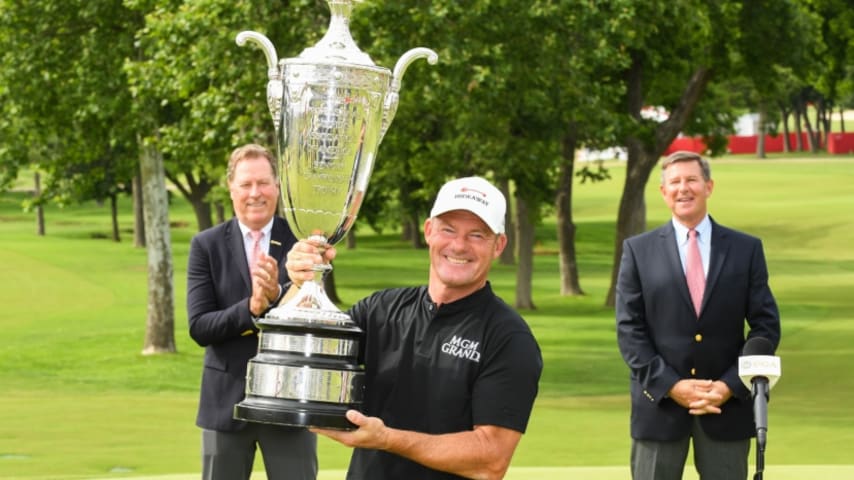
1,0 -> 852,353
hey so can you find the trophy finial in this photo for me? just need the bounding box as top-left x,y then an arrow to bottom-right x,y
298,0 -> 374,65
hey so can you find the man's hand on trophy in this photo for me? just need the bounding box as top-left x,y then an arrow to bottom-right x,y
310,410 -> 390,451
285,239 -> 337,288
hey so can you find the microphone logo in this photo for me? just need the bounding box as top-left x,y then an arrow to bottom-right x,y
738,355 -> 781,389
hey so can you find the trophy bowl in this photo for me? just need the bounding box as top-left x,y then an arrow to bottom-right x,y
233,0 -> 436,430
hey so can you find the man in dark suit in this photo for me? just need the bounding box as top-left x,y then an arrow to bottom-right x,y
187,144 -> 317,480
616,150 -> 781,480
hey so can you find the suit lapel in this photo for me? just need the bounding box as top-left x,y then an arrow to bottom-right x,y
269,216 -> 295,284
703,219 -> 730,314
269,217 -> 287,264
226,218 -> 253,290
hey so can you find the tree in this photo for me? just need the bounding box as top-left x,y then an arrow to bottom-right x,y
602,0 -> 822,307
809,0 -> 854,132
126,0 -> 328,232
738,0 -> 822,158
533,1 -> 630,296
0,0 -> 178,352
604,2 -> 723,307
0,0 -> 141,239
358,1 -> 557,308
3,0 -> 847,318
355,0 -> 631,308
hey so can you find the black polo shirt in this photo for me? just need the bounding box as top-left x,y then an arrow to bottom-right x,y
345,282 -> 542,480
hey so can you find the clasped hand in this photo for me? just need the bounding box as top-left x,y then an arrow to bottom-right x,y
668,379 -> 732,415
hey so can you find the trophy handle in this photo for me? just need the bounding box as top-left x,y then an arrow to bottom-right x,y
380,48 -> 439,142
236,31 -> 284,132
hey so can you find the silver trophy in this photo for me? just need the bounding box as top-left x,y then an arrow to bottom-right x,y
233,0 -> 437,429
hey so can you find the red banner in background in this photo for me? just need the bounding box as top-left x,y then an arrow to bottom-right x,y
664,132 -> 842,156
828,133 -> 854,154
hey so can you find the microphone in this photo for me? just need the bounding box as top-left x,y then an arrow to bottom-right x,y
739,337 -> 781,451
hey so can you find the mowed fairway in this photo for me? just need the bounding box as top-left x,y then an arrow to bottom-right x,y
88,465 -> 854,480
1,155 -> 852,479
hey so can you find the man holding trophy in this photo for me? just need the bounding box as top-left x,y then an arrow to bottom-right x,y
232,2 -> 540,478
285,177 -> 543,480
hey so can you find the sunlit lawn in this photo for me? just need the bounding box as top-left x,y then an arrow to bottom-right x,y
1,153 -> 852,479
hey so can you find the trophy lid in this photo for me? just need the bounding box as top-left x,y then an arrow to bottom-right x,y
296,0 -> 379,68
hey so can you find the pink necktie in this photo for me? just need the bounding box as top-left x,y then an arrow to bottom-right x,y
249,230 -> 263,272
686,228 -> 705,315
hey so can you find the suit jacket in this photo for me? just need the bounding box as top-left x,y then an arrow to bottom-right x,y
616,218 -> 780,441
187,216 -> 297,432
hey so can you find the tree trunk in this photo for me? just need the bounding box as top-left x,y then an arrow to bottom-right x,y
817,98 -> 830,144
140,139 -> 176,355
34,172 -> 45,236
802,105 -> 818,152
407,212 -> 425,249
190,197 -> 213,232
605,58 -> 711,307
498,178 -> 515,266
110,193 -> 121,242
756,105 -> 767,159
794,104 -> 804,151
215,201 -> 225,225
398,180 -> 425,249
165,171 -> 214,231
816,100 -> 828,149
346,229 -> 356,249
401,220 -> 414,243
513,193 -> 535,310
779,104 -> 792,153
556,131 -> 583,296
840,106 -> 846,134
133,173 -> 146,247
605,143 -> 653,307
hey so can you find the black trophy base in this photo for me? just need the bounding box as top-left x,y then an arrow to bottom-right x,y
234,397 -> 357,431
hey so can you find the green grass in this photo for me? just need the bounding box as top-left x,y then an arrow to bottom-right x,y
1,153 -> 853,479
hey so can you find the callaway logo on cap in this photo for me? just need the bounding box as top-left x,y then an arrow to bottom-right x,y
429,176 -> 506,234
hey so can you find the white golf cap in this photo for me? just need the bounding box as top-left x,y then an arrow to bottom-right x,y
429,176 -> 506,234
